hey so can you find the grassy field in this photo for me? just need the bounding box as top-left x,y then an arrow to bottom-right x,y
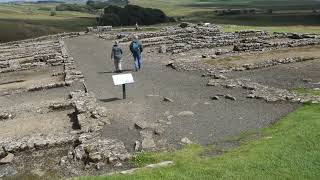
1,0 -> 320,42
132,0 -> 320,27
77,104 -> 320,180
0,3 -> 97,42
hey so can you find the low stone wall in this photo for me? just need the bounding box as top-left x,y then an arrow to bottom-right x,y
207,78 -> 320,103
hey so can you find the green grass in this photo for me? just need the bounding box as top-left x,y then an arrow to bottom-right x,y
78,104 -> 320,180
0,3 -> 97,42
222,24 -> 320,33
292,88 -> 320,96
132,0 -> 320,27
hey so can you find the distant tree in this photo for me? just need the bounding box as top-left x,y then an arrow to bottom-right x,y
99,5 -> 173,26
56,4 -> 92,13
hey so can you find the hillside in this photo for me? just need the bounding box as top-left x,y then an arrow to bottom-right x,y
0,3 -> 96,42
131,0 -> 320,26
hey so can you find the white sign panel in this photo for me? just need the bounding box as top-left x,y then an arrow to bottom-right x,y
112,73 -> 134,86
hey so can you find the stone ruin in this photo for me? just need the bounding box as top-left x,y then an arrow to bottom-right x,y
0,32 -> 130,178
98,22 -> 320,104
87,26 -> 113,33
0,22 -> 320,178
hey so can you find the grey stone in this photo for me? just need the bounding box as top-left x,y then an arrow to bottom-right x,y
178,111 -> 195,117
73,145 -> 86,160
211,96 -> 219,100
302,78 -> 312,83
154,126 -> 165,135
134,121 -> 148,130
0,112 -> 15,120
0,165 -> 17,178
120,168 -> 139,174
163,97 -> 174,102
225,94 -> 237,101
0,147 -> 5,158
181,137 -> 192,144
96,162 -> 106,170
114,162 -> 123,167
89,152 -> 102,163
213,74 -> 227,80
141,130 -> 156,150
0,153 -> 14,164
30,169 -> 46,177
59,156 -> 69,166
167,115 -> 174,121
146,161 -> 173,168
134,141 -> 141,151
159,45 -> 167,53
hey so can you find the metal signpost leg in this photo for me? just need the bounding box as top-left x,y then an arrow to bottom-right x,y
122,84 -> 126,99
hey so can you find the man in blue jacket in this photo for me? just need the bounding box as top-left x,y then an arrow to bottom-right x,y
129,35 -> 143,71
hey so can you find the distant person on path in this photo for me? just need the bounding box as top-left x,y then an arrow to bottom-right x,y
130,35 -> 143,71
111,41 -> 123,73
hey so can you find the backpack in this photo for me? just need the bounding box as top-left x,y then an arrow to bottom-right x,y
132,41 -> 140,53
113,46 -> 122,59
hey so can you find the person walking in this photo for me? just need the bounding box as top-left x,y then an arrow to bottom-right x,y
129,35 -> 143,71
111,41 -> 123,73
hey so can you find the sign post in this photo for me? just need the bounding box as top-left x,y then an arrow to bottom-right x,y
122,84 -> 126,99
112,73 -> 134,99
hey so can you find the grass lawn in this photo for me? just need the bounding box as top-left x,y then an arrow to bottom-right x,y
77,104 -> 320,180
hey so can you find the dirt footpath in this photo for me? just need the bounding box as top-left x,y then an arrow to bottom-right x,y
64,35 -> 299,150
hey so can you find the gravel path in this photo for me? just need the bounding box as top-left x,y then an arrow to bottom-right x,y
65,35 -> 299,150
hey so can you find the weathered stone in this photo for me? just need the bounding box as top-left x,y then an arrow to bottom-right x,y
163,97 -> 174,102
59,156 -> 69,166
302,78 -> 312,83
154,126 -> 165,135
114,162 -> 123,167
181,137 -> 192,144
0,148 -> 6,158
49,101 -> 72,111
0,112 -> 15,120
167,115 -> 174,121
134,141 -> 141,151
225,94 -> 237,101
0,153 -> 14,164
73,145 -> 86,160
213,74 -> 227,80
145,161 -> 173,168
120,168 -> 139,174
73,138 -> 130,164
0,165 -> 17,178
30,169 -> 46,177
96,162 -> 106,170
159,45 -> 167,53
134,121 -> 148,130
211,96 -> 220,100
89,152 -> 102,163
140,130 -> 156,150
178,111 -> 195,117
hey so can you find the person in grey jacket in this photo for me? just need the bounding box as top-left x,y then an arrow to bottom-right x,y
111,41 -> 123,73
129,35 -> 143,71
